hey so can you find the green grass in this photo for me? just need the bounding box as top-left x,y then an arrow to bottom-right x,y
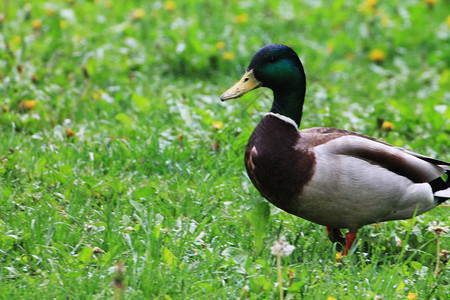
0,0 -> 449,298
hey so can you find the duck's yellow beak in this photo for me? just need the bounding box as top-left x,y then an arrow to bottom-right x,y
220,69 -> 261,101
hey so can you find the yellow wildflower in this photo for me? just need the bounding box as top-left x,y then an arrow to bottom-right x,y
335,252 -> 343,261
222,51 -> 235,61
74,34 -> 84,43
235,13 -> 248,24
46,8 -> 55,17
446,15 -> 450,28
381,16 -> 390,27
19,100 -> 37,110
164,1 -> 176,11
32,73 -> 39,84
407,292 -> 417,300
381,121 -> 395,131
212,121 -> 223,130
425,0 -> 437,4
93,89 -> 104,100
60,20 -> 68,29
365,0 -> 378,9
216,41 -> 226,50
132,8 -> 145,20
327,297 -> 337,300
369,49 -> 386,63
13,36 -> 21,45
32,19 -> 42,29
66,128 -> 75,138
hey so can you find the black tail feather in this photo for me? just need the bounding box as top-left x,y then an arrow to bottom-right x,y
435,196 -> 448,205
430,169 -> 449,205
429,169 -> 449,193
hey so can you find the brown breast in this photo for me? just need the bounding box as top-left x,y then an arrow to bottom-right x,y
244,114 -> 316,214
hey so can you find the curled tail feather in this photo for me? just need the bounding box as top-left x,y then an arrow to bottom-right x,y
430,169 -> 450,204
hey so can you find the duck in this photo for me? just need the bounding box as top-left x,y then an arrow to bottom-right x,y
220,44 -> 450,255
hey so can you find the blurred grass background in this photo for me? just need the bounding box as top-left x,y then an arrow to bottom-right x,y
0,0 -> 449,298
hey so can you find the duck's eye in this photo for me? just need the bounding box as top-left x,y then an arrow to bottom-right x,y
269,56 -> 277,62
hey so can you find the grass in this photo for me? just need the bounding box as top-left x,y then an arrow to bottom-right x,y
0,0 -> 449,298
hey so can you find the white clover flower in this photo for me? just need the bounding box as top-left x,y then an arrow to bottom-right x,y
270,236 -> 295,257
427,222 -> 449,235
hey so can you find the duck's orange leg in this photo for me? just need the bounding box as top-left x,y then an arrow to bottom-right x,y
343,231 -> 357,255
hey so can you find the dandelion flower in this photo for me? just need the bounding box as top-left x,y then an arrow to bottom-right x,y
235,13 -> 248,24
13,36 -> 22,45
32,19 -> 42,29
164,1 -> 176,11
216,41 -> 226,50
407,292 -> 417,300
365,0 -> 378,9
222,51 -> 235,61
93,89 -> 104,100
46,8 -> 55,17
335,252 -> 343,261
132,8 -> 145,20
327,297 -> 337,300
369,49 -> 386,63
381,16 -> 390,27
270,236 -> 295,257
60,20 -> 68,29
212,121 -> 223,130
19,100 -> 36,110
66,128 -> 75,137
381,121 -> 395,131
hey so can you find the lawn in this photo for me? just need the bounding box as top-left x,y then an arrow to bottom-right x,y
0,0 -> 449,299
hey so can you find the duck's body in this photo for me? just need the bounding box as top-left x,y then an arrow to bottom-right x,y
221,44 -> 450,254
246,112 -> 446,231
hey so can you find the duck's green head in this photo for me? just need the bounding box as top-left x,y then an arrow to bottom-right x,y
221,44 -> 306,126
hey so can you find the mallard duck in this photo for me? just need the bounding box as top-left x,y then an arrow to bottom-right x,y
221,44 -> 450,255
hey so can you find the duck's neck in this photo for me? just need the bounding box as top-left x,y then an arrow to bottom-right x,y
270,83 -> 306,128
